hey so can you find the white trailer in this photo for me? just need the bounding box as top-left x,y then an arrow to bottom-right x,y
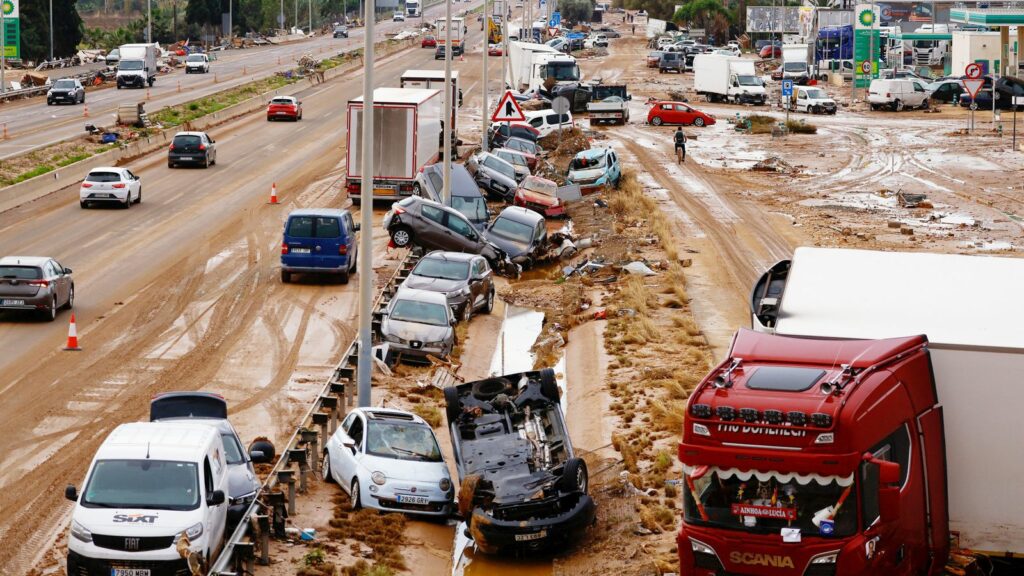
951,31 -> 1001,77
345,88 -> 442,204
406,0 -> 419,16
692,54 -> 767,104
400,69 -> 461,136
435,16 -> 466,54
751,247 -> 1024,556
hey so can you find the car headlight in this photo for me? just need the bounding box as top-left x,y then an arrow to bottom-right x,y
385,333 -> 408,345
230,490 -> 258,505
439,478 -> 452,492
176,522 -> 204,543
448,286 -> 470,298
70,520 -> 92,543
371,471 -> 387,485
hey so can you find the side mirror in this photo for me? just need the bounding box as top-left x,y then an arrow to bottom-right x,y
207,490 -> 226,506
249,449 -> 267,463
450,316 -> 458,326
64,267 -> 73,274
65,485 -> 78,502
353,223 -> 361,231
144,66 -> 149,72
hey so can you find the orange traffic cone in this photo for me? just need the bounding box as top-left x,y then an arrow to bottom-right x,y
269,182 -> 279,204
63,314 -> 82,351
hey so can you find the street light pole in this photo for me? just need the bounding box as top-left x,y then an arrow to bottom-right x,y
229,0 -> 233,39
147,0 -> 152,43
49,0 -> 53,61
482,0 -> 489,153
442,0 -> 452,204
309,0 -> 313,34
2,8 -> 6,95
357,0 -> 376,408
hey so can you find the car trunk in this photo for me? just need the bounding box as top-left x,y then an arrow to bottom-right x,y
82,172 -> 125,197
171,136 -> 203,153
0,267 -> 44,297
268,100 -> 298,116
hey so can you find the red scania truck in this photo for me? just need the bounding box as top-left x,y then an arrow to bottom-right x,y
678,247 -> 1024,575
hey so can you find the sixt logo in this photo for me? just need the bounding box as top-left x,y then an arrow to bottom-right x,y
113,513 -> 158,524
730,551 -> 795,568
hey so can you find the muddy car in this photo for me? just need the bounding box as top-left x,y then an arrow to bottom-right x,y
443,369 -> 595,553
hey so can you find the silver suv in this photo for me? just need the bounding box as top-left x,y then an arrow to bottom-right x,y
0,256 -> 74,321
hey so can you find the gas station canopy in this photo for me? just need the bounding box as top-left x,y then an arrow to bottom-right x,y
950,8 -> 1024,26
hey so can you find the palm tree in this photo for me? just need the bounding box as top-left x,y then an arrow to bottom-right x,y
673,0 -> 736,42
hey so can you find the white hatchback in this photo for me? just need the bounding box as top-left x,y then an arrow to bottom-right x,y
323,408 -> 453,517
80,167 -> 142,209
185,53 -> 210,74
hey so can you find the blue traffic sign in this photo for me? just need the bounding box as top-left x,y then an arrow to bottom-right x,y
781,79 -> 794,97
549,11 -> 561,27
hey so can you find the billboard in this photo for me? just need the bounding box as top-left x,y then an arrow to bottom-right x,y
854,4 -> 880,88
746,6 -> 801,34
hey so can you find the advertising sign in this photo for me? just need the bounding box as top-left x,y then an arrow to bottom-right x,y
854,4 -> 879,88
1,0 -> 20,60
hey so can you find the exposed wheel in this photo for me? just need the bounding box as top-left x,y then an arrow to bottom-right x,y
894,100 -> 904,112
322,451 -> 335,483
43,296 -> 57,322
64,285 -> 75,310
457,474 -> 482,518
47,100 -> 53,106
444,386 -> 461,425
870,104 -> 880,111
539,368 -> 559,401
557,458 -> 588,494
281,270 -> 291,283
203,156 -> 210,169
249,439 -> 276,462
350,479 -> 362,510
123,193 -> 132,209
693,117 -> 705,127
651,116 -> 663,126
462,301 -> 472,323
471,377 -> 508,401
920,98 -> 929,110
390,225 -> 413,247
483,288 -> 494,314
80,200 -> 88,209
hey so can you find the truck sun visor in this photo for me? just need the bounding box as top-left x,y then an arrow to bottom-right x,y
682,465 -> 854,488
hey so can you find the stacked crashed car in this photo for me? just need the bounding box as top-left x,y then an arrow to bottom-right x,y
414,163 -> 491,231
444,369 -> 595,553
0,256 -> 74,321
401,251 -> 495,321
514,175 -> 565,218
467,152 -> 519,201
486,207 -> 548,270
323,408 -> 454,515
383,196 -> 518,277
379,288 -> 457,363
567,147 -> 621,194
149,392 -> 268,531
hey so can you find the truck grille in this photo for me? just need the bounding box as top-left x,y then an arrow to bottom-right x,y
67,551 -> 190,576
92,534 -> 176,552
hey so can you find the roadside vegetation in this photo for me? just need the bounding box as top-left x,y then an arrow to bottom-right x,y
150,75 -> 298,127
0,142 -> 118,187
743,113 -> 818,135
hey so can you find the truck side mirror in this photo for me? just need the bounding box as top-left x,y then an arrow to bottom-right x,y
65,485 -> 78,502
864,454 -> 901,523
207,490 -> 226,506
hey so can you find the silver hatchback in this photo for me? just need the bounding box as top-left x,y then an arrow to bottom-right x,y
0,256 -> 74,321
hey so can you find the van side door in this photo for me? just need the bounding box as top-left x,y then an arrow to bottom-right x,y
315,216 -> 344,270
203,454 -> 227,552
343,212 -> 358,265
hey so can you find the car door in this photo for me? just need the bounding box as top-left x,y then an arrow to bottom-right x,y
334,413 -> 364,489
343,212 -> 358,264
658,103 -> 675,123
607,151 -> 620,182
470,257 -> 491,308
795,89 -> 808,112
530,219 -> 547,258
911,81 -> 927,106
46,260 -> 67,306
283,215 -> 317,268
675,104 -> 695,125
418,203 -> 450,250
125,170 -> 141,200
444,210 -> 481,252
315,216 -> 343,269
203,133 -> 216,162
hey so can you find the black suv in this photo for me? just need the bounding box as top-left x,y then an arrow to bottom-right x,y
47,79 -> 85,105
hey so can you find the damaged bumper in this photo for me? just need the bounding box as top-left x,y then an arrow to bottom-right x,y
468,494 -> 597,553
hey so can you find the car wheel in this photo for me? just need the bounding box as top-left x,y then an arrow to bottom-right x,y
322,451 -> 335,483
457,474 -> 482,518
338,269 -> 349,285
43,296 -> 57,322
281,270 -> 291,283
483,288 -> 494,314
123,193 -> 131,209
472,377 -> 509,401
694,117 -> 705,127
558,458 -> 588,494
651,116 -> 663,126
64,285 -> 75,310
921,98 -> 929,110
539,368 -> 559,401
894,100 -> 904,112
135,187 -> 142,204
870,104 -> 880,111
444,386 -> 461,425
80,200 -> 88,209
350,479 -> 362,510
462,302 -> 472,323
390,225 -> 413,247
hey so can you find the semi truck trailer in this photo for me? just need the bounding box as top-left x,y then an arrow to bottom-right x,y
677,247 -> 1024,575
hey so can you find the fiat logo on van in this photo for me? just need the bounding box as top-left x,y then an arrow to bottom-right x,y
124,537 -> 141,551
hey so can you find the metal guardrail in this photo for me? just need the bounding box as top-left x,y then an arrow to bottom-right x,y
0,68 -> 115,104
209,247 -> 423,576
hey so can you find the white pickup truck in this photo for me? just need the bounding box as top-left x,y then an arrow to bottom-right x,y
585,84 -> 630,125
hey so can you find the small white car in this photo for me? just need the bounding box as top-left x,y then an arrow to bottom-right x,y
393,11 -> 405,21
323,408 -> 454,516
517,109 -> 574,138
185,53 -> 210,74
80,167 -> 142,209
790,86 -> 837,114
584,34 -> 609,49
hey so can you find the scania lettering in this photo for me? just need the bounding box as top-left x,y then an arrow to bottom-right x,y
678,247 -> 1024,575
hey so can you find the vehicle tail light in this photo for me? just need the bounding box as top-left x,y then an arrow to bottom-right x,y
168,143 -> 175,151
339,245 -> 348,255
82,183 -> 93,188
886,92 -> 891,98
199,144 -> 206,151
393,206 -> 406,215
281,243 -> 289,255
113,183 -> 126,188
27,279 -> 50,287
346,181 -> 360,194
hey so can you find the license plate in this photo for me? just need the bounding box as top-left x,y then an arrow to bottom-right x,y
1,299 -> 25,306
179,157 -> 193,161
374,188 -> 396,197
98,193 -> 112,198
291,248 -> 311,254
276,111 -> 288,115
515,530 -> 547,542
397,494 -> 429,505
411,341 -> 422,349
111,569 -> 150,576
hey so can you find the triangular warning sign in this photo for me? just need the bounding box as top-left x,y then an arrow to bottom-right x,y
491,90 -> 526,122
961,78 -> 985,99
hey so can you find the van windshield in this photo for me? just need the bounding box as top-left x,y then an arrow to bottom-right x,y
83,460 -> 200,510
119,60 -> 144,71
783,62 -> 807,72
736,75 -> 762,87
682,468 -> 858,538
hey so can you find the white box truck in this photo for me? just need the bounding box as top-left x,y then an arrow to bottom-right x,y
951,31 -> 1001,78
692,54 -> 767,105
400,69 -> 461,136
406,0 -> 420,16
345,88 -> 442,205
745,247 -> 1024,562
435,16 -> 466,56
507,41 -> 581,93
780,43 -> 812,81
117,43 -> 158,89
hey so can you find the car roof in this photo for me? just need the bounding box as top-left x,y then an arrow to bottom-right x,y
173,131 -> 205,137
97,421 -> 219,462
423,250 -> 478,263
87,166 -> 125,172
393,287 -> 450,304
359,407 -> 429,425
574,147 -> 610,160
0,256 -> 52,266
496,205 -> 544,224
288,208 -> 349,218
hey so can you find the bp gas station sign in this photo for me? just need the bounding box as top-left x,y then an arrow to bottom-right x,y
854,4 -> 879,88
1,0 -> 20,60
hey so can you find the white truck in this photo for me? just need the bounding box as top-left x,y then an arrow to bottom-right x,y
780,43 -> 813,82
435,16 -> 466,56
749,247 -> 1024,562
400,69 -> 460,145
345,88 -> 443,205
913,24 -> 950,66
116,43 -> 158,89
406,0 -> 420,16
692,54 -> 767,105
506,41 -> 581,93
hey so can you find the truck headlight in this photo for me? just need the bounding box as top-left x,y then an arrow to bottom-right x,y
371,471 -> 387,485
810,551 -> 839,564
70,520 -> 93,543
176,522 -> 204,543
439,478 -> 452,492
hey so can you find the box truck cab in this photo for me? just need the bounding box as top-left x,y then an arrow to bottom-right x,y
507,41 -> 581,93
677,247 -> 1024,575
65,422 -> 230,575
117,43 -> 158,89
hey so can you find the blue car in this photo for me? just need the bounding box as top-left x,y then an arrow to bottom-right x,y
566,148 -> 621,194
281,208 -> 359,284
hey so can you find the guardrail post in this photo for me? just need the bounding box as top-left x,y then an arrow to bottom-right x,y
311,411 -> 330,449
264,491 -> 287,538
300,428 -> 319,476
289,448 -> 309,494
255,514 -> 271,565
234,541 -> 255,575
319,395 -> 339,435
277,470 -> 296,515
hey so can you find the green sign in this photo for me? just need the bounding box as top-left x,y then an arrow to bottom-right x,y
1,0 -> 18,59
854,29 -> 879,88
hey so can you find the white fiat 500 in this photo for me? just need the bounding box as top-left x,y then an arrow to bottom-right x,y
322,408 -> 453,517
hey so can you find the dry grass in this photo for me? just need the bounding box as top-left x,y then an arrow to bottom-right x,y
327,508 -> 407,572
411,404 -> 442,428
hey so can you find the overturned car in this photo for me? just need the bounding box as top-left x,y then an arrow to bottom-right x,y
444,369 -> 595,554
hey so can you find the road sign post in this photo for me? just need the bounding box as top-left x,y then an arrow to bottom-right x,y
781,79 -> 793,129
962,64 -> 985,135
552,95 -> 569,145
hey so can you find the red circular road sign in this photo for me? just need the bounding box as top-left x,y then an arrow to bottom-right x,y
965,63 -> 983,79
861,60 -> 871,74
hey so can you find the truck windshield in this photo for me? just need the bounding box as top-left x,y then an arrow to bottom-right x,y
783,62 -> 807,72
736,75 -> 761,87
83,460 -> 200,510
682,468 -> 858,538
546,63 -> 580,82
804,88 -> 828,99
119,60 -> 144,70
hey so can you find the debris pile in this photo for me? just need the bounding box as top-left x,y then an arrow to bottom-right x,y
751,156 -> 798,174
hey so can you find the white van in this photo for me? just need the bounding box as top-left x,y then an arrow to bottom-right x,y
867,78 -> 930,111
65,422 -> 230,575
791,86 -> 837,114
517,109 -> 574,138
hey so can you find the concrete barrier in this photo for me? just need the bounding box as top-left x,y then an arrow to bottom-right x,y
0,39 -> 417,214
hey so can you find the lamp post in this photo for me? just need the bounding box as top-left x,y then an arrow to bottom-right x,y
49,0 -> 53,61
147,0 -> 152,42
482,0 -> 488,153
442,0 -> 452,204
357,0 -> 376,408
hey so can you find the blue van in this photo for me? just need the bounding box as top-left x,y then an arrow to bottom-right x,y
281,209 -> 359,284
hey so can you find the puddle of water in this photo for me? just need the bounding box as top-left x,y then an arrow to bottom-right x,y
937,213 -> 976,226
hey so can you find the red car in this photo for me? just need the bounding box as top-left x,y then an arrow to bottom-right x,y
647,101 -> 715,127
514,175 -> 564,217
422,35 -> 437,48
267,96 -> 302,121
488,44 -> 503,56
646,50 -> 664,68
759,44 -> 782,59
